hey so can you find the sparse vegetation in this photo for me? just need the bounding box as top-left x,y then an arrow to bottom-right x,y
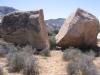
6,49 -> 38,73
39,48 -> 50,56
48,28 -> 58,49
7,51 -> 26,72
0,42 -> 18,57
85,50 -> 96,58
23,56 -> 39,75
0,4 -> 100,75
63,47 -> 82,61
66,48 -> 99,75
49,36 -> 56,49
21,45 -> 36,54
67,55 -> 99,75
48,29 -> 59,36
0,65 -> 3,75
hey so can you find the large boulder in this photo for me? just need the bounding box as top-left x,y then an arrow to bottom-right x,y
56,8 -> 99,48
1,9 -> 49,50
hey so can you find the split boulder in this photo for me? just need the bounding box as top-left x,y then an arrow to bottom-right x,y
1,9 -> 49,50
56,8 -> 99,48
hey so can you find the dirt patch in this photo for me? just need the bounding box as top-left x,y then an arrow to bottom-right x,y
36,51 -> 68,75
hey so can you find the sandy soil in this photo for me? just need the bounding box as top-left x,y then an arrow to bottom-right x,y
0,57 -> 21,75
94,57 -> 100,74
36,51 -> 68,75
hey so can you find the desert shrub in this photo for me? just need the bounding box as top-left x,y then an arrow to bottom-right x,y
48,29 -> 58,36
23,56 -> 39,75
0,42 -> 15,56
67,54 -> 99,75
22,45 -> 36,54
39,47 -> 50,56
52,29 -> 59,35
22,45 -> 50,56
7,51 -> 31,72
48,28 -> 58,50
85,50 -> 95,58
63,47 -> 82,61
0,65 -> 3,75
7,49 -> 39,73
49,36 -> 56,49
7,52 -> 25,72
48,30 -> 53,36
0,44 -> 8,57
0,42 -> 18,57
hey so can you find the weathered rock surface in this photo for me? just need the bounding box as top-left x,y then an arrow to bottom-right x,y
1,9 -> 49,50
56,8 -> 99,48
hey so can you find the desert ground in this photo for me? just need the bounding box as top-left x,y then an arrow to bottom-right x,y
0,48 -> 100,75
1,50 -> 67,75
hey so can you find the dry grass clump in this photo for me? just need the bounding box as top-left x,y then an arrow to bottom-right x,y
67,54 -> 99,75
63,47 -> 82,61
64,47 -> 99,75
0,65 -> 3,75
23,56 -> 39,75
6,48 -> 39,75
0,41 -> 17,57
7,51 -> 28,72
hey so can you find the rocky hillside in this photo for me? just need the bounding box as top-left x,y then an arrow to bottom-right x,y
45,18 -> 65,31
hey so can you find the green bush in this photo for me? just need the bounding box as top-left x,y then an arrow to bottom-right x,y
48,29 -> 58,50
49,36 -> 56,49
48,29 -> 58,36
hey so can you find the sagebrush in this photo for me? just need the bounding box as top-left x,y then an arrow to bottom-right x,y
0,65 -> 3,75
7,50 -> 39,73
66,49 -> 99,75
23,56 -> 39,75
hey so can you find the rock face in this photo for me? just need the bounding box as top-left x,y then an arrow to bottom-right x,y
1,9 -> 49,50
56,8 -> 99,48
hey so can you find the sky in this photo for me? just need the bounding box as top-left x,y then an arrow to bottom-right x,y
0,0 -> 100,20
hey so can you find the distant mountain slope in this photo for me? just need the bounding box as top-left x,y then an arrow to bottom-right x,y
0,6 -> 17,16
45,18 -> 65,31
0,6 -> 17,23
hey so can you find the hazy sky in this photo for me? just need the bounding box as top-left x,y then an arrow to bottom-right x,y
0,0 -> 100,20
